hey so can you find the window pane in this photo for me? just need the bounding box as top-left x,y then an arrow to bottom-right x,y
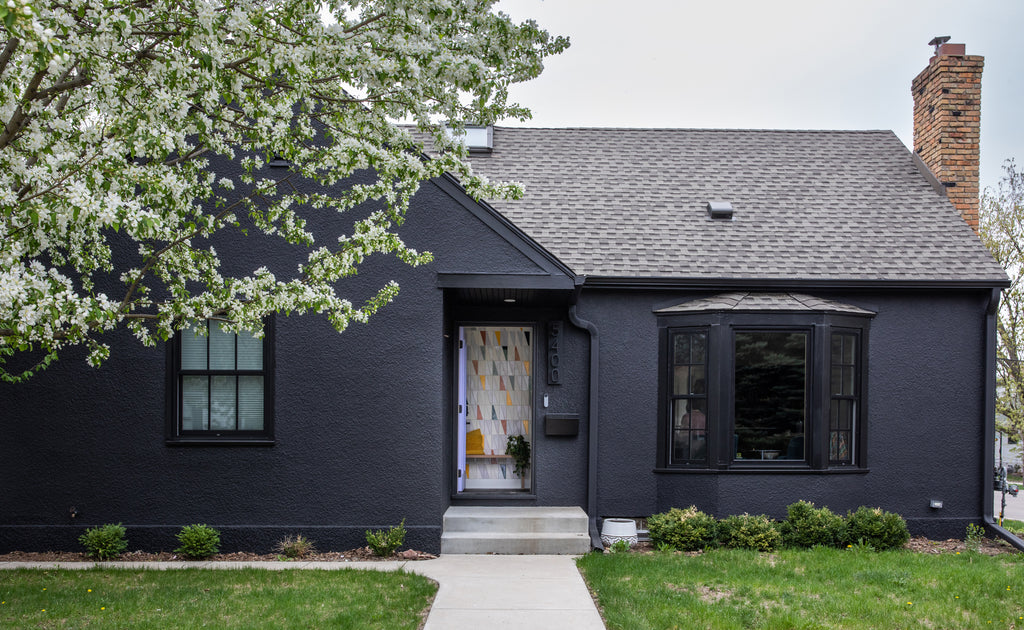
842,366 -> 855,396
734,331 -> 806,461
673,334 -> 691,364
209,321 -> 236,370
673,366 -> 690,395
182,376 -> 208,430
830,366 -> 842,396
691,332 -> 706,364
210,375 -> 237,430
672,399 -> 707,463
843,335 -> 856,362
236,331 -> 263,370
238,376 -> 264,430
690,366 -> 706,394
181,327 -> 208,370
673,399 -> 707,430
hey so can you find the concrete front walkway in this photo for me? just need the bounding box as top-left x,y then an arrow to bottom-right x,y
0,554 -> 606,630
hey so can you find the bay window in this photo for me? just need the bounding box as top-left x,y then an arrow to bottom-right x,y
657,293 -> 872,471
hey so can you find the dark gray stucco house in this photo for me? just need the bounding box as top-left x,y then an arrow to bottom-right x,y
0,41 -> 1013,553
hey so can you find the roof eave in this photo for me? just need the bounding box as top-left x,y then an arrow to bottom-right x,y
577,276 -> 1011,291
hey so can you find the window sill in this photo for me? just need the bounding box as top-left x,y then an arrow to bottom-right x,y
166,438 -> 275,447
653,467 -> 869,475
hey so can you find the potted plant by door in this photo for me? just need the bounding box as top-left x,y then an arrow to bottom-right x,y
506,434 -> 531,489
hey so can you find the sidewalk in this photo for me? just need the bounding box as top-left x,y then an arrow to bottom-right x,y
0,554 -> 606,630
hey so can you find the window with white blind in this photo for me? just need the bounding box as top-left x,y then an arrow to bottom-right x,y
168,319 -> 273,443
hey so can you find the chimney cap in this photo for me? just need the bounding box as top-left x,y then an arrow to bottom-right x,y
928,35 -> 951,49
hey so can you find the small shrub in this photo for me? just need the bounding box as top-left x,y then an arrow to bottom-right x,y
366,518 -> 406,557
780,501 -> 846,548
607,539 -> 631,554
79,523 -> 128,560
842,507 -> 909,551
719,513 -> 782,552
647,506 -> 718,552
275,534 -> 316,559
175,524 -> 221,559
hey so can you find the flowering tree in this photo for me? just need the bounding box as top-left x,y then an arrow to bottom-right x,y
0,0 -> 567,380
980,159 -> 1024,473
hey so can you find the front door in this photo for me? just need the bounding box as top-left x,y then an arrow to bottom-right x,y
456,325 -> 533,492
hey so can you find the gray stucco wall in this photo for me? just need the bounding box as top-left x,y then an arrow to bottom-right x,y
0,176 -> 567,554
0,162 -> 997,551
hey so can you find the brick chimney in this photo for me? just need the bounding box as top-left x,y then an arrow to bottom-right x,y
912,37 -> 983,232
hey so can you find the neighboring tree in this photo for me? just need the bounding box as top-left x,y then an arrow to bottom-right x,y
980,159 -> 1024,472
0,0 -> 567,380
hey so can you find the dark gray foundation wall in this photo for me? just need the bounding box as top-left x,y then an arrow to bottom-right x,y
582,288 -> 992,540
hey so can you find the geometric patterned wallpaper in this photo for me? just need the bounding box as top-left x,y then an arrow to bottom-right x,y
464,326 -> 532,486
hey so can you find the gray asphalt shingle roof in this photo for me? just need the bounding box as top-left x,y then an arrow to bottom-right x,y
465,127 -> 1007,284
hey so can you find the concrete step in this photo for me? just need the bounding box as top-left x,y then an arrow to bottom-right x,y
440,506 -> 591,554
440,531 -> 591,555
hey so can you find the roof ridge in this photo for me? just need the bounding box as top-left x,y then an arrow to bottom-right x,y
490,126 -> 895,134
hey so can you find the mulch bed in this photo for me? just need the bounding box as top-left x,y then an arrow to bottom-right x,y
1,537 -> 1018,562
618,536 -> 1019,556
0,547 -> 437,563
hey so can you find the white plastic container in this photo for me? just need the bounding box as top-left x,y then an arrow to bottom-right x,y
600,518 -> 638,548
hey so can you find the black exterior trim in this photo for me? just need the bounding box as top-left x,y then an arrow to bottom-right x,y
653,467 -> 871,475
165,317 -> 276,445
437,272 -> 574,290
581,276 -> 1011,290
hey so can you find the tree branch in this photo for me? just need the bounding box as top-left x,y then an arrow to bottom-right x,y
0,67 -> 48,151
0,37 -> 19,79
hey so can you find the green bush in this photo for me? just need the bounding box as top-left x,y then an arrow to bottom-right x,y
366,518 -> 406,557
79,523 -> 128,560
842,507 -> 909,551
647,506 -> 718,551
175,524 -> 221,559
719,513 -> 782,552
275,534 -> 316,559
780,500 -> 846,548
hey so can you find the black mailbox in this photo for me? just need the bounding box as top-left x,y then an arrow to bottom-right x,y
545,413 -> 580,436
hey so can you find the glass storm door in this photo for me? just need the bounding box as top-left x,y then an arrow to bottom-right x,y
457,325 -> 532,491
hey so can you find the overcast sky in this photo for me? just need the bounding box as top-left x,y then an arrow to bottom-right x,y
495,0 -> 1024,192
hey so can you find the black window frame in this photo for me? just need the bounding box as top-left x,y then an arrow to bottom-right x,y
656,309 -> 870,472
165,317 -> 276,445
668,328 -> 710,467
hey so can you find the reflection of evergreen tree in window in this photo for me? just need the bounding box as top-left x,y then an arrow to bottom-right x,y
734,332 -> 807,458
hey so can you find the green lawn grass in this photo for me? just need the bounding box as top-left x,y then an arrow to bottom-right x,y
0,568 -> 436,629
578,547 -> 1024,630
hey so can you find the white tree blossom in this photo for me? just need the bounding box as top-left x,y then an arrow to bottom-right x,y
0,0 -> 567,380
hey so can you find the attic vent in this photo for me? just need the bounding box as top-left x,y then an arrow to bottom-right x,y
707,201 -> 734,220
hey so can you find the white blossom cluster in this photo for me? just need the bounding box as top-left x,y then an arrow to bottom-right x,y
0,0 -> 567,380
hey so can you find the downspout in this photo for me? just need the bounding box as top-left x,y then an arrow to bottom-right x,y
568,277 -> 602,550
981,288 -> 1024,550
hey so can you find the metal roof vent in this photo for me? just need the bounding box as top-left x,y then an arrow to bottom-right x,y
444,124 -> 493,153
707,201 -> 734,220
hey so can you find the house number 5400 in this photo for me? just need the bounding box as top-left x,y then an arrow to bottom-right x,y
548,321 -> 562,385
